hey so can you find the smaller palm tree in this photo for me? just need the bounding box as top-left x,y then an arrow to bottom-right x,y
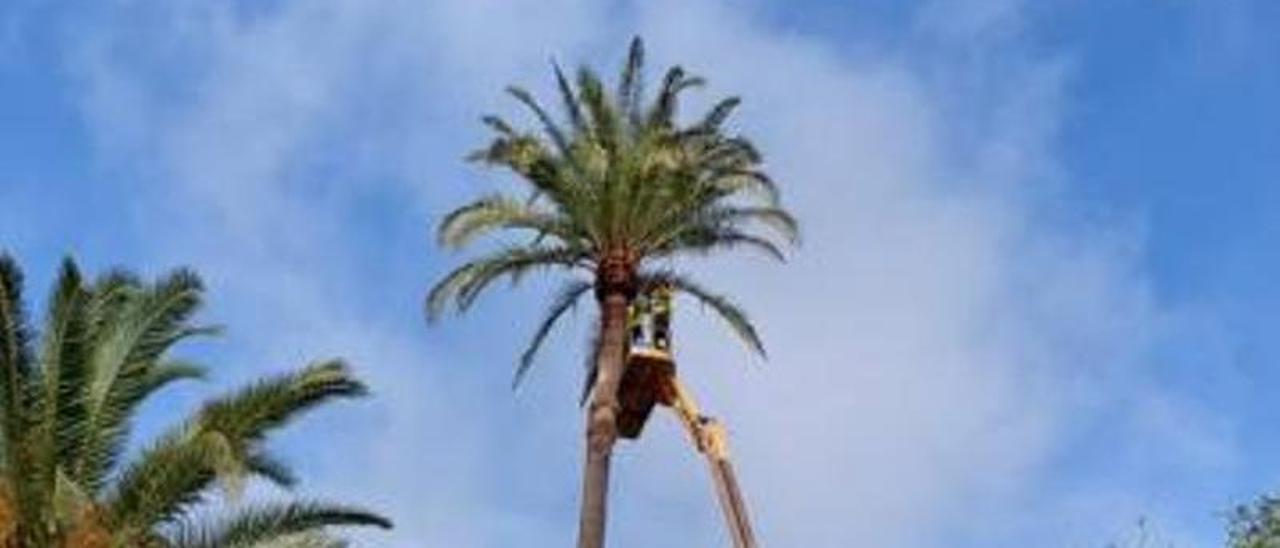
0,254 -> 390,547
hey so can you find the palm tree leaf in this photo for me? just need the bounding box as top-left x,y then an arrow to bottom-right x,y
577,67 -> 620,152
695,96 -> 741,133
437,194 -> 571,249
104,431 -> 227,531
640,271 -> 767,358
647,206 -> 797,260
553,61 -> 587,134
0,254 -> 44,542
245,451 -> 298,489
454,248 -> 581,310
142,359 -> 207,394
39,259 -> 91,487
81,269 -> 140,351
0,254 -> 35,433
660,228 -> 789,262
656,73 -> 707,130
705,168 -> 778,206
506,86 -> 571,155
106,361 -> 367,530
720,207 -> 799,242
168,501 -> 391,548
479,115 -> 517,137
425,245 -> 590,321
515,279 -> 593,388
192,360 -> 367,449
466,136 -> 582,212
76,268 -> 214,492
617,36 -> 645,126
647,66 -> 687,129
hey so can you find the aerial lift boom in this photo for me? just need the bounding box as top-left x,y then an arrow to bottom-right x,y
617,283 -> 758,548
664,371 -> 757,548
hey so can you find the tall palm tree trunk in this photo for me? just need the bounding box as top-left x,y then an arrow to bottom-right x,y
578,289 -> 629,548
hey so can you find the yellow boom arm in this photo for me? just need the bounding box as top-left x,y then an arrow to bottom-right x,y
665,377 -> 757,548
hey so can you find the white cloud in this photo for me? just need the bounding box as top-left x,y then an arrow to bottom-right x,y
64,0 -> 1232,546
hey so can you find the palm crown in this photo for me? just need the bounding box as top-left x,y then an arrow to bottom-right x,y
0,255 -> 390,547
427,37 -> 798,385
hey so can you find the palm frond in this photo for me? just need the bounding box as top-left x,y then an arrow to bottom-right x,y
245,451 -> 298,490
694,97 -> 741,134
660,228 -> 789,262
704,166 -> 780,206
38,259 -> 91,491
648,66 -> 705,130
425,245 -> 590,321
553,61 -> 586,134
141,359 -> 207,395
577,67 -> 620,151
713,207 -> 799,242
515,279 -> 593,388
465,135 -> 580,210
103,429 -> 229,532
192,361 -> 367,451
106,361 -> 367,530
437,194 -> 572,249
647,206 -> 798,260
81,268 -> 141,349
506,86 -> 571,155
76,268 -> 215,493
0,254 -> 44,543
617,36 -> 646,127
168,501 -> 390,548
109,268 -> 207,376
640,271 -> 767,358
700,135 -> 762,166
0,254 -> 35,438
648,66 -> 686,129
479,115 -> 517,137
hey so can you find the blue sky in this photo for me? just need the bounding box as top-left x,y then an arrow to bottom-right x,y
2,0 -> 1278,546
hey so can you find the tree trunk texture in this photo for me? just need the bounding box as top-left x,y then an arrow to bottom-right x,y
577,291 -> 629,548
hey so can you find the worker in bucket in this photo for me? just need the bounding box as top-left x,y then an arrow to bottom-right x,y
651,282 -> 673,351
628,293 -> 649,347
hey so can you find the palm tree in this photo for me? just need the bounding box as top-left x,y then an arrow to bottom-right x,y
0,254 -> 391,547
427,37 -> 797,548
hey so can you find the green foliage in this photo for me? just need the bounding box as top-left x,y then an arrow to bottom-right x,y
429,36 -> 798,387
0,254 -> 389,546
1231,495 -> 1280,548
167,501 -> 392,548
